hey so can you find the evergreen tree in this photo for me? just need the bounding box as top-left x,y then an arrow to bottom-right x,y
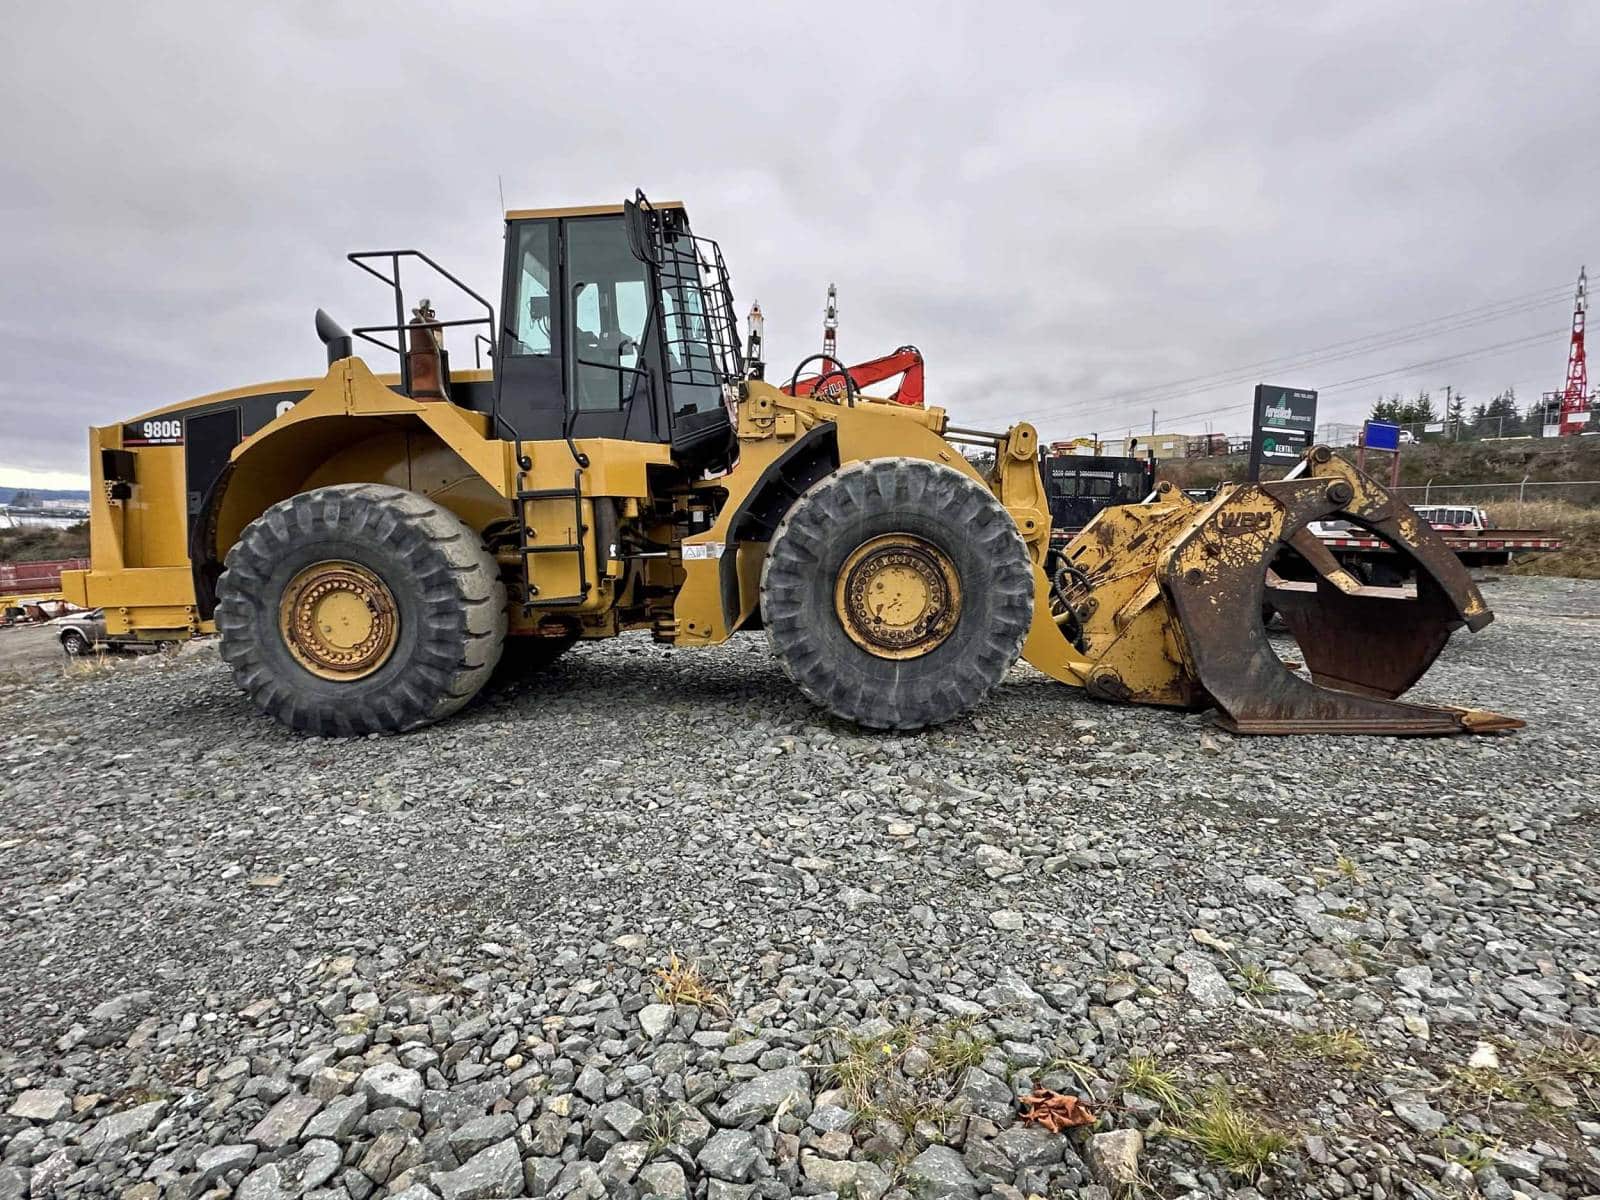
1410,390 -> 1437,426
1481,389 -> 1519,436
1523,398 -> 1549,435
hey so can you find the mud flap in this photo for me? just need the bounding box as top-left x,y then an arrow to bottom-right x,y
1157,449 -> 1522,736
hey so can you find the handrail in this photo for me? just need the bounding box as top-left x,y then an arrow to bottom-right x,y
344,249 -> 512,441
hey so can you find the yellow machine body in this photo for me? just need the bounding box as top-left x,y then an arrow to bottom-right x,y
63,195 -> 1516,736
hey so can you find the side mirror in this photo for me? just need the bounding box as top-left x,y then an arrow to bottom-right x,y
624,199 -> 657,266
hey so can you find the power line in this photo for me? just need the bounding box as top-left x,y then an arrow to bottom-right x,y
1043,296 -> 1565,428
1315,328 -> 1568,394
1017,281 -> 1572,427
1117,283 -> 1567,400
1072,328 -> 1569,438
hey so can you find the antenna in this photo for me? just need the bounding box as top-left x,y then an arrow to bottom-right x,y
497,174 -> 506,215
823,283 -> 838,360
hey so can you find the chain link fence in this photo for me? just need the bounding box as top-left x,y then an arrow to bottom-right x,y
1319,417 -> 1598,446
1387,479 -> 1600,520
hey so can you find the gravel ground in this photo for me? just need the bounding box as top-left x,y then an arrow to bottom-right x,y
0,626 -> 70,676
1,574 -> 1597,1200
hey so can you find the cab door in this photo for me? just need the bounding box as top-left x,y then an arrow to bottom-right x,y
564,215 -> 661,442
495,219 -> 567,440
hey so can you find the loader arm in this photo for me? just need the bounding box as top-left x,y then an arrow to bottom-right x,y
993,435 -> 1519,735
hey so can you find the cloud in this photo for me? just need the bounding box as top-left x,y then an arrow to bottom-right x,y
2,0 -> 1594,482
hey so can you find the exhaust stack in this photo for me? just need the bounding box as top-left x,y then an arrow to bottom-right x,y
315,309 -> 353,365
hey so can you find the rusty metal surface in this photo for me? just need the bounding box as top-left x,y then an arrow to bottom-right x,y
1157,447 -> 1521,736
1267,576 -> 1453,699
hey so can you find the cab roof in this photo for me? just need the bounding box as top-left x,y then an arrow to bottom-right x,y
504,200 -> 685,221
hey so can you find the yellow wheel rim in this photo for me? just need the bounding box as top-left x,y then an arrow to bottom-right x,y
833,534 -> 962,660
278,560 -> 399,681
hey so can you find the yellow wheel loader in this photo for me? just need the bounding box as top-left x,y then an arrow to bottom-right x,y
63,192 -> 1519,737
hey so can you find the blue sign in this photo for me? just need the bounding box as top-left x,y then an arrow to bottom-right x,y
1364,421 -> 1401,452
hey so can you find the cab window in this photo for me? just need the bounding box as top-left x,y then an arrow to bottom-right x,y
508,220 -> 557,356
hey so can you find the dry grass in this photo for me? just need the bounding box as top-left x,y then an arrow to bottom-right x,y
640,1105 -> 681,1153
1334,854 -> 1363,882
653,951 -> 726,1011
1120,1055 -> 1289,1179
928,1016 -> 992,1072
1448,1037 -> 1600,1112
1235,961 -> 1277,997
1290,1029 -> 1371,1071
1489,499 -> 1600,579
62,652 -> 121,678
1532,1039 -> 1600,1094
1166,1086 -> 1289,1178
827,1017 -> 992,1138
1123,1053 -> 1185,1111
1447,1065 -> 1529,1107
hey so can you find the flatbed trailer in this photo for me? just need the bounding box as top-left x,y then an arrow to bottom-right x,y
1315,528 -> 1562,569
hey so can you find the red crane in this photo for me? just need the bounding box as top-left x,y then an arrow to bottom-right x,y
785,345 -> 926,406
1557,266 -> 1589,436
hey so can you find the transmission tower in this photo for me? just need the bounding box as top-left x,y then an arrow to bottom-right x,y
1549,267 -> 1589,436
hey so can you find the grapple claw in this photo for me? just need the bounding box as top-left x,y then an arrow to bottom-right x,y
1157,447 -> 1517,735
1018,443 -> 1518,735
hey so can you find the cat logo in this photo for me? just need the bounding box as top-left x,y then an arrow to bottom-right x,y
1218,510 -> 1272,535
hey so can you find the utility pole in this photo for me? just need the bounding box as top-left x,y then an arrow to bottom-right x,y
1442,384 -> 1454,440
1150,409 -> 1157,436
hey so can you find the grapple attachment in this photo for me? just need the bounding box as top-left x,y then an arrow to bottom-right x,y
1027,445 -> 1521,736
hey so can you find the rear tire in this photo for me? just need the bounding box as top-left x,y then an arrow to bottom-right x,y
216,484 -> 506,735
760,457 -> 1033,730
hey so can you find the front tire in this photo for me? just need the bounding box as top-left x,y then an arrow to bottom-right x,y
61,630 -> 90,657
216,484 -> 506,735
760,458 -> 1034,730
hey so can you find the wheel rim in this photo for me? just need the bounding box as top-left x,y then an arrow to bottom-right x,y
278,560 -> 399,680
64,634 -> 84,655
833,534 -> 962,660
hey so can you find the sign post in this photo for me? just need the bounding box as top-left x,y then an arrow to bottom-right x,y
1248,384 -> 1318,482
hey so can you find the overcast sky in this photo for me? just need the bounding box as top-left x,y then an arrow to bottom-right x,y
2,1 -> 1595,488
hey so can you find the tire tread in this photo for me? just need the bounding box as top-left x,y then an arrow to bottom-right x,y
216,483 -> 506,735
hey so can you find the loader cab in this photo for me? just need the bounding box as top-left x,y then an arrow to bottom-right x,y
493,195 -> 741,472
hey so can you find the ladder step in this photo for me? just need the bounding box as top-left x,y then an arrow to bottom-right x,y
522,544 -> 584,554
517,488 -> 582,500
523,590 -> 590,609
